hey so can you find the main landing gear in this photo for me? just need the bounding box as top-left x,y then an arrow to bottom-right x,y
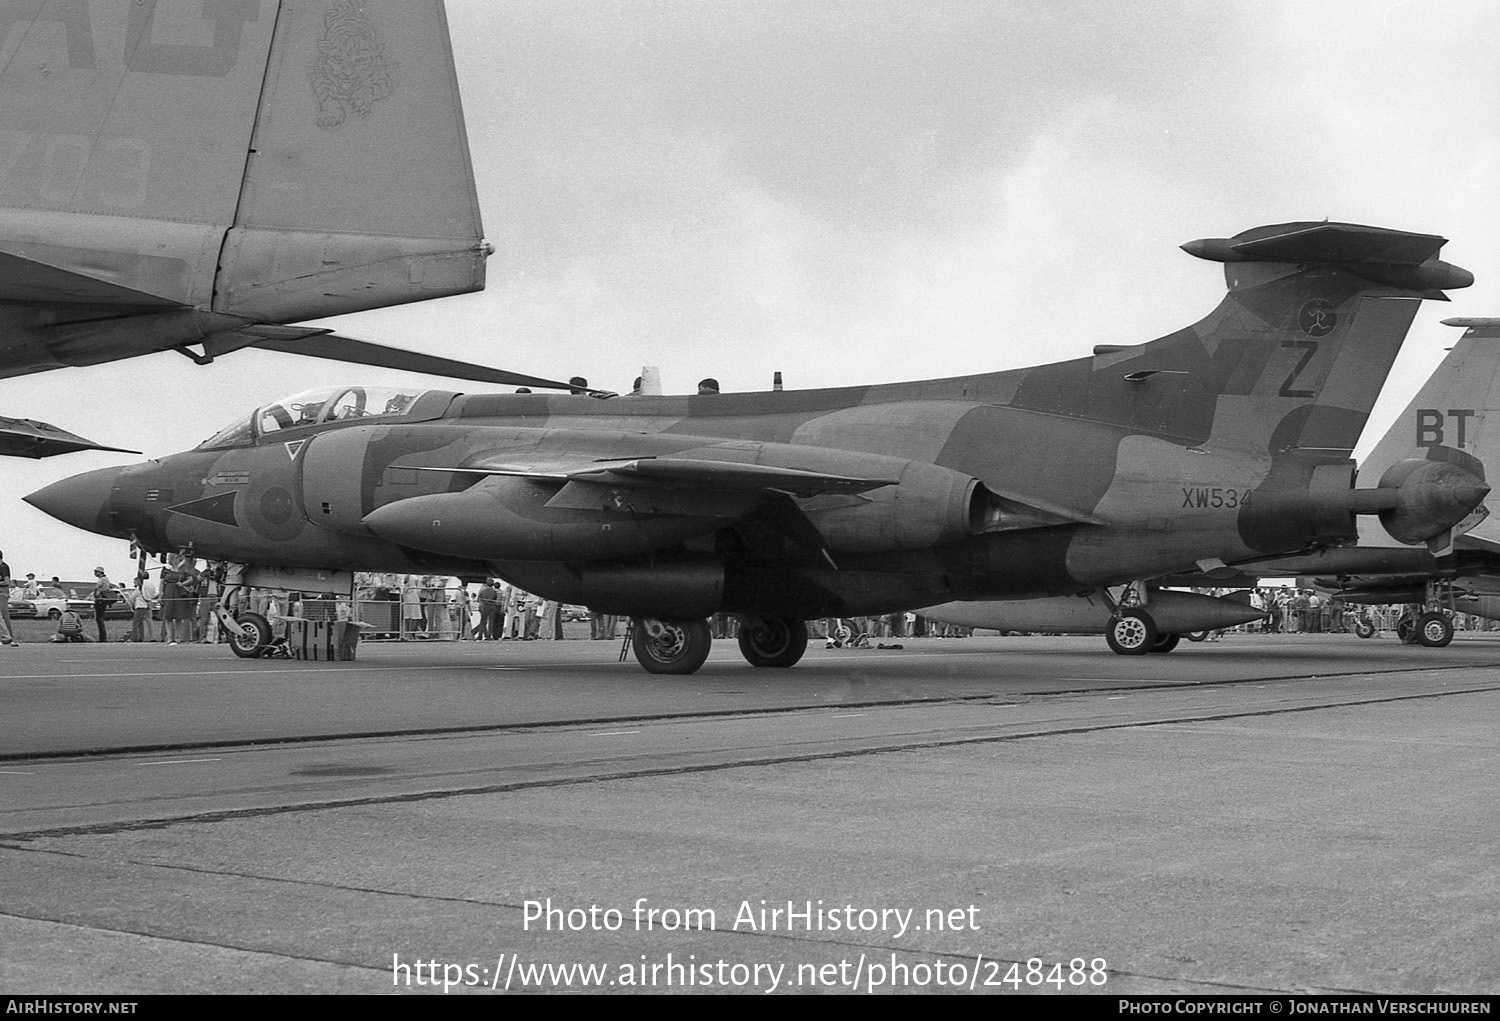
631,618 -> 713,674
1390,582 -> 1464,648
1105,608 -> 1157,656
1102,583 -> 1190,656
628,615 -> 810,674
1395,606 -> 1454,648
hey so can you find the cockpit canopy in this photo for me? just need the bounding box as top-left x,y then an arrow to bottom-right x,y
197,386 -> 430,449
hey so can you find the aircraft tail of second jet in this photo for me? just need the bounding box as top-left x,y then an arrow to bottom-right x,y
0,0 -> 485,323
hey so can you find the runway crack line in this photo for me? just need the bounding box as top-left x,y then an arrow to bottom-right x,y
6,660 -> 1498,764
3,682 -> 1496,842
0,908 -> 392,978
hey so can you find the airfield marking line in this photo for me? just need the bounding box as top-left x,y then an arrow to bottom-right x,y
133,758 -> 223,767
590,731 -> 640,737
829,713 -> 867,718
0,770 -> 34,775
7,683 -> 1497,843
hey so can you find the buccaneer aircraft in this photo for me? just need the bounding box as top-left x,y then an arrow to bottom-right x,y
0,0 -> 572,458
26,221 -> 1485,673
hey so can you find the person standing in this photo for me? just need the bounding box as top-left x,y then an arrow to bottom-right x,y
0,550 -> 18,647
125,574 -> 151,643
453,583 -> 473,640
196,563 -> 222,642
89,567 -> 119,643
540,599 -> 560,640
503,585 -> 527,639
159,555 -> 191,645
402,576 -> 425,639
477,580 -> 499,640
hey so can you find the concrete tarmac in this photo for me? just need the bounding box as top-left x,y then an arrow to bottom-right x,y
1,633 -> 1497,995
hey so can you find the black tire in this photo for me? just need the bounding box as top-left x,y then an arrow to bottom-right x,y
1353,619 -> 1376,639
632,618 -> 713,675
1105,610 -> 1156,656
1396,615 -> 1418,644
1185,630 -> 1209,642
1151,632 -> 1181,654
1416,611 -> 1454,648
47,608 -> 61,620
228,612 -> 273,659
737,616 -> 809,668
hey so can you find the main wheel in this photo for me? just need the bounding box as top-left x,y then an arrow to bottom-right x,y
1185,630 -> 1209,642
1151,632 -> 1181,654
1105,610 -> 1156,656
632,618 -> 713,675
737,616 -> 809,668
228,611 -> 273,659
1416,611 -> 1454,648
1395,614 -> 1418,644
1353,619 -> 1376,639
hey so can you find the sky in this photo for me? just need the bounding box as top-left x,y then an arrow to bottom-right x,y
3,0 -> 1499,582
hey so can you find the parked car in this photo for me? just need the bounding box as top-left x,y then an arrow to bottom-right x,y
11,586 -> 68,619
66,590 -> 137,620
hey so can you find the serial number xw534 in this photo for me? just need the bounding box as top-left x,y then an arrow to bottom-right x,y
1180,487 -> 1252,509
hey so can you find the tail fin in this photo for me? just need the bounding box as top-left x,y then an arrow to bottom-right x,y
1058,221 -> 1472,455
1356,317 -> 1500,550
0,0 -> 484,320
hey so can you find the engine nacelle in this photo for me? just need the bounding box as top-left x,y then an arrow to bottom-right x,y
800,461 -> 990,552
1374,456 -> 1490,545
362,475 -> 755,561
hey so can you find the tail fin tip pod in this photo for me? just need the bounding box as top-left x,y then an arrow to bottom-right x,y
1181,221 -> 1473,296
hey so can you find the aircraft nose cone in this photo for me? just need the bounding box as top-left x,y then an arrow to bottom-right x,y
23,465 -> 126,535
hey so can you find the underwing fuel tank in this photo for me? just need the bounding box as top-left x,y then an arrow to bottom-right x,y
919,590 -> 1266,635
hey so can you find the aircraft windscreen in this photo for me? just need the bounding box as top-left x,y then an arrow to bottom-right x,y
197,386 -> 429,449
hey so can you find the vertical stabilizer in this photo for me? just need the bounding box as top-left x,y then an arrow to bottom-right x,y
1356,318 -> 1500,549
217,0 -> 486,321
0,0 -> 485,321
1046,222 -> 1473,456
1359,319 -> 1500,482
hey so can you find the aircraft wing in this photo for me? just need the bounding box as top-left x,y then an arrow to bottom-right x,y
0,417 -> 141,459
245,332 -> 587,393
412,457 -> 899,497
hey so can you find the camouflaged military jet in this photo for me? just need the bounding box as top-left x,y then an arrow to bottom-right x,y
0,0 -> 573,458
25,220 -> 1484,673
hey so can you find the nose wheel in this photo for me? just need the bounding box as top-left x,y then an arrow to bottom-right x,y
226,611 -> 272,658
